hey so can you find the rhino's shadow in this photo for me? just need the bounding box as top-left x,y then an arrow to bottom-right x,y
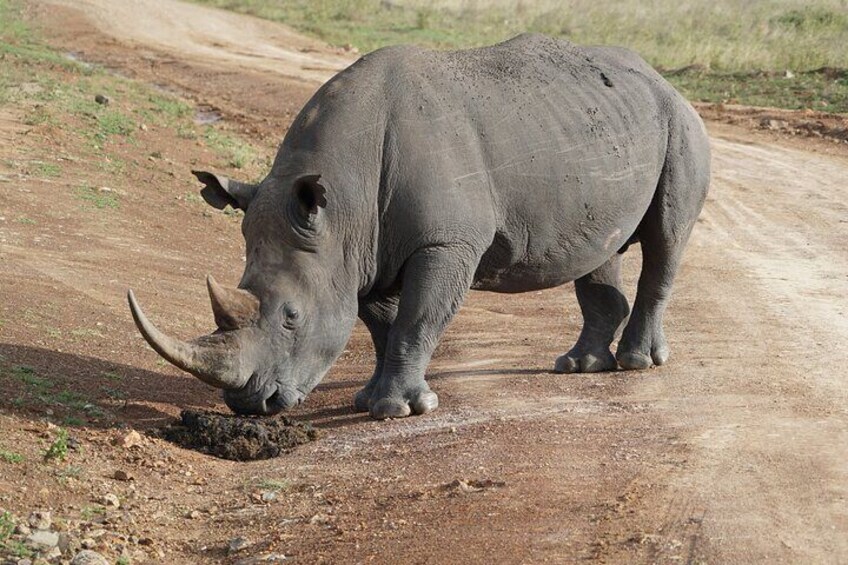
0,343 -> 219,430
297,367 -> 545,430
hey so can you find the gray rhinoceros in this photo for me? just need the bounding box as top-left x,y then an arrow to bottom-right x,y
128,34 -> 710,420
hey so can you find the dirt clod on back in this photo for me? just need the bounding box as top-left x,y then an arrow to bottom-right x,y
160,410 -> 319,461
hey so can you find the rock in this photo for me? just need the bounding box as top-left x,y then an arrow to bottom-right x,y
28,511 -> 52,530
94,94 -> 109,105
260,491 -> 277,503
80,538 -> 97,549
100,493 -> 120,508
16,559 -> 32,565
44,547 -> 62,560
70,550 -> 109,565
15,523 -> 32,536
114,430 -> 143,449
112,470 -> 134,482
186,510 -> 201,519
308,513 -> 330,526
234,554 -> 287,565
27,530 -> 59,549
228,537 -> 250,554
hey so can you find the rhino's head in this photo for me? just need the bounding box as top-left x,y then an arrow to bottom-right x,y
128,168 -> 362,415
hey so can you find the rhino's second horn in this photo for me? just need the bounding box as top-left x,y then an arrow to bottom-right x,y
206,275 -> 260,331
127,289 -> 250,389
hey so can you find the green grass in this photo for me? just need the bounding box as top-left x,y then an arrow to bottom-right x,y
0,512 -> 33,559
0,450 -> 24,464
34,161 -> 61,177
76,184 -> 119,209
192,0 -> 848,112
204,127 -> 256,169
80,505 -> 106,520
43,428 -> 69,461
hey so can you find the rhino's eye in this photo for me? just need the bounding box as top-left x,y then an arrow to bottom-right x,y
281,304 -> 300,328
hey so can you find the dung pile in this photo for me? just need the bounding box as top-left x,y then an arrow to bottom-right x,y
161,410 -> 319,461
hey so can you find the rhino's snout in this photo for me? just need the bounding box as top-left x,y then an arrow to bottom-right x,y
224,384 -> 304,416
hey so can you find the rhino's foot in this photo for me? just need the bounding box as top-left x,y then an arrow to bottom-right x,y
355,383 -> 438,420
553,348 -> 616,373
616,331 -> 669,370
353,387 -> 372,413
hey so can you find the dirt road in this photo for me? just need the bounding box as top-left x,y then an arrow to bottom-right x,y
1,0 -> 846,562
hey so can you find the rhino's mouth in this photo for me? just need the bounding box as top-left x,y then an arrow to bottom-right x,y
224,381 -> 305,416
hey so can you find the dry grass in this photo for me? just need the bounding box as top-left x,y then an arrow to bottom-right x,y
195,0 -> 848,72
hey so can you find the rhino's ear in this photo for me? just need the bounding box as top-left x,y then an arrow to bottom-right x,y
292,174 -> 327,218
192,170 -> 259,211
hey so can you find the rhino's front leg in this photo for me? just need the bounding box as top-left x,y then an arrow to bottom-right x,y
354,293 -> 399,412
363,246 -> 479,420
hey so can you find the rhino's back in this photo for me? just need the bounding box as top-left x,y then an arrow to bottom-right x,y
370,36 -> 686,289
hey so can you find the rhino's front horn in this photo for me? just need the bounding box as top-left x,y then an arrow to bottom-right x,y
206,275 -> 260,331
127,290 -> 250,390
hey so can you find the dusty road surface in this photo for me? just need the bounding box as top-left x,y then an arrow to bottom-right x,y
0,0 -> 846,563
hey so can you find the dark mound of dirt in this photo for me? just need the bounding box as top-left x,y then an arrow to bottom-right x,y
160,410 -> 319,461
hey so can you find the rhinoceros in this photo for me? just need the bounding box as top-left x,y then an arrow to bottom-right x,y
128,34 -> 710,420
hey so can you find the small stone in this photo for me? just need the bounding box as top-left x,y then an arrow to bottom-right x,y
100,493 -> 120,508
234,554 -> 287,565
27,530 -> 60,549
308,513 -> 330,526
44,547 -> 62,560
228,537 -> 250,554
186,510 -> 201,519
94,94 -> 109,105
29,511 -> 52,530
71,550 -> 110,565
16,559 -> 32,565
113,470 -> 134,482
81,538 -> 97,549
260,491 -> 277,503
114,430 -> 143,449
15,523 -> 32,536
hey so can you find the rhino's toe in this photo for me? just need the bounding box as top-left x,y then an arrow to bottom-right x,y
554,349 -> 616,373
369,389 -> 438,420
616,346 -> 669,370
353,387 -> 373,412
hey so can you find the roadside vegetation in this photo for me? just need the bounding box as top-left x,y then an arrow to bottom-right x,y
193,0 -> 848,112
0,0 -> 267,183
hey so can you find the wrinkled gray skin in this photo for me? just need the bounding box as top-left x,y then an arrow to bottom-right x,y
129,34 -> 710,420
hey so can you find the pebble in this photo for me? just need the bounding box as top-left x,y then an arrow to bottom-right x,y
15,523 -> 32,536
113,470 -> 134,482
114,430 -> 143,449
234,554 -> 287,565
228,537 -> 250,554
70,550 -> 110,565
81,538 -> 97,549
28,511 -> 52,530
186,510 -> 201,519
100,493 -> 120,508
27,529 -> 60,549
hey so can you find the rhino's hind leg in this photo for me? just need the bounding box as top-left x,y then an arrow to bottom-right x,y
554,254 -> 629,373
616,120 -> 710,370
362,245 -> 479,419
